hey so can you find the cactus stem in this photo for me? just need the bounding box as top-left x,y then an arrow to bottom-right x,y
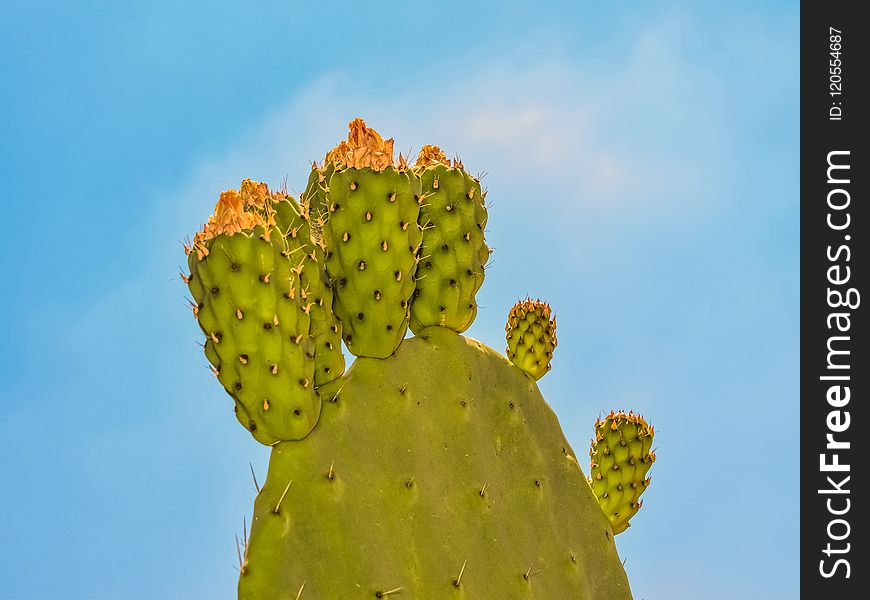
453,560 -> 467,587
274,480 -> 293,514
249,463 -> 261,494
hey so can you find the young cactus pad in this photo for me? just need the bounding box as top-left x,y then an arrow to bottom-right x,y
506,298 -> 557,380
589,411 -> 656,534
184,182 -> 320,445
270,189 -> 345,387
410,145 -> 490,333
319,119 -> 423,358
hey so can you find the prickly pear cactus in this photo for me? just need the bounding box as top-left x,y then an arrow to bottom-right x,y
506,298 -> 557,380
317,119 -> 423,359
589,411 -> 656,534
180,119 -> 656,599
184,182 -> 320,445
410,145 -> 490,333
269,188 -> 345,387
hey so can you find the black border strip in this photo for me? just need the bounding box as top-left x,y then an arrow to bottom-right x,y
801,3 -> 867,594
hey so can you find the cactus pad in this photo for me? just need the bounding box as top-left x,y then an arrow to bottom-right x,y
185,183 -> 320,444
588,411 -> 655,534
505,299 -> 557,380
410,145 -> 490,333
320,120 -> 423,358
269,189 -> 345,387
239,327 -> 633,599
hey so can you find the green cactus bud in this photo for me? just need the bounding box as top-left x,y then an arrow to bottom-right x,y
588,410 -> 656,534
409,145 -> 490,334
505,298 -> 557,380
185,183 -> 320,444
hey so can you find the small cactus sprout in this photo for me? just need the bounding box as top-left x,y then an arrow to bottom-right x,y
589,410 -> 656,534
505,298 -> 557,380
178,118 -> 657,599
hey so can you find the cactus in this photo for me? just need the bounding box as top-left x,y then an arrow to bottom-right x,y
180,119 -> 655,599
506,298 -> 558,380
270,187 -> 345,387
589,411 -> 656,534
410,145 -> 490,333
184,182 -> 319,444
318,119 -> 423,358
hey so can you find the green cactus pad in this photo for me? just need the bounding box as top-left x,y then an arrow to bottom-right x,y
319,121 -> 423,358
589,411 -> 655,535
506,299 -> 557,380
410,146 -> 490,334
186,185 -> 320,445
239,327 -> 633,599
270,190 -> 345,387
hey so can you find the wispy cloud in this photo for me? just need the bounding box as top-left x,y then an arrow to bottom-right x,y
166,18 -> 728,233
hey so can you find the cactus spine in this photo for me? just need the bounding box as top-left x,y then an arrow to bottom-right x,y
301,159 -> 335,244
410,145 -> 490,333
589,410 -> 656,534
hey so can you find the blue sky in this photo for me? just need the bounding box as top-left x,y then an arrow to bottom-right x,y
0,2 -> 798,598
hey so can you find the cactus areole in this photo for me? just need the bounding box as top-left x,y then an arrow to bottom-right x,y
181,119 -> 655,599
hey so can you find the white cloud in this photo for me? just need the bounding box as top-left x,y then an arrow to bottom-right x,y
163,18 -> 728,231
